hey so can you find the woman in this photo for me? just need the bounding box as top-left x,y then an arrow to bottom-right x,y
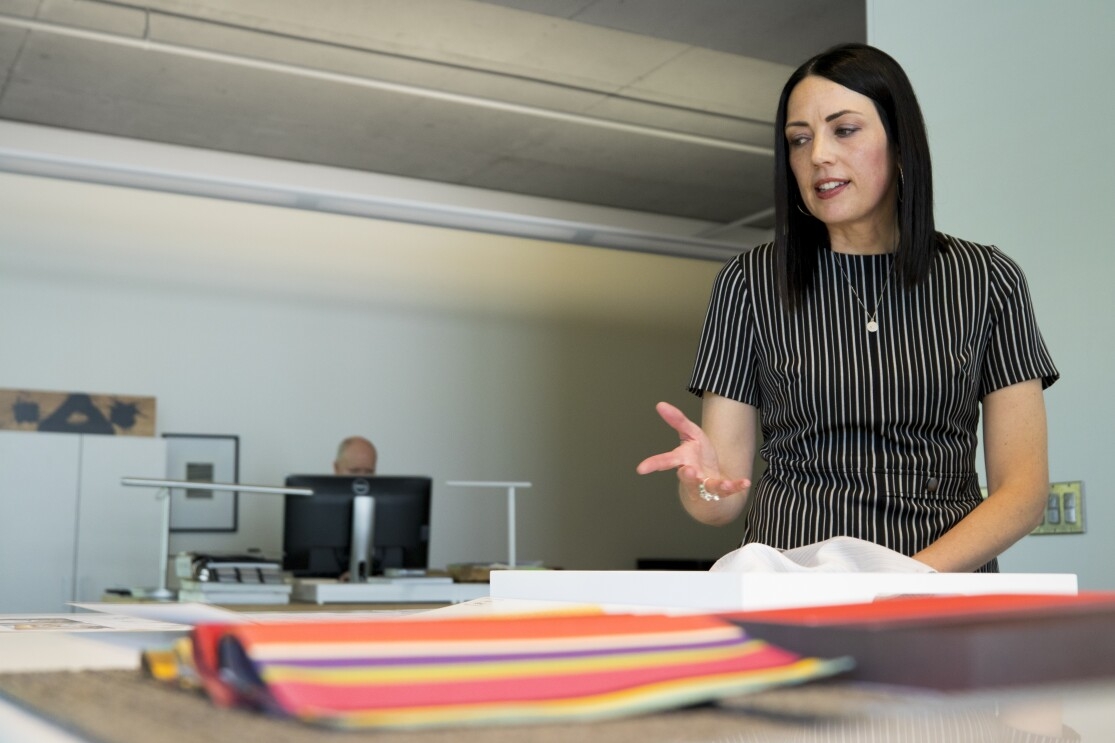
637,43 -> 1058,573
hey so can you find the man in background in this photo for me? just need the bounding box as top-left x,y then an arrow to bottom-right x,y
334,436 -> 377,476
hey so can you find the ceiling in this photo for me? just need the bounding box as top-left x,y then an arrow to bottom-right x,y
0,0 -> 864,254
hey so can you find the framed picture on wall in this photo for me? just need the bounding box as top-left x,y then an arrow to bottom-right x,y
163,433 -> 239,532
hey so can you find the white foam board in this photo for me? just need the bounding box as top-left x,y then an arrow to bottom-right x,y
489,571 -> 1079,612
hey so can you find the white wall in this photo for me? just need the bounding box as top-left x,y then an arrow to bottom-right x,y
11,2 -> 1107,585
870,0 -> 1115,588
0,171 -> 746,571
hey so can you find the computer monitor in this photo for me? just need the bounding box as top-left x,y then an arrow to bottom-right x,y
282,475 -> 432,580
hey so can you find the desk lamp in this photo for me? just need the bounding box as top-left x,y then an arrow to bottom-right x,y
121,477 -> 313,599
446,480 -> 532,568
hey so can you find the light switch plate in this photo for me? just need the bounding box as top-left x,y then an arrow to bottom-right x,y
1032,481 -> 1085,535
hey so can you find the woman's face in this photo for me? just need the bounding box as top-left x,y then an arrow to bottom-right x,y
785,75 -> 898,249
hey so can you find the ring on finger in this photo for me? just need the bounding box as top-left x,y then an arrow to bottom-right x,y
698,477 -> 721,502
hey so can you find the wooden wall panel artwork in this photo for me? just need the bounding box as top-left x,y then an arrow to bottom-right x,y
0,388 -> 156,436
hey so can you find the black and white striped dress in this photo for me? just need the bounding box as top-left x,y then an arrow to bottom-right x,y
688,234 -> 1059,572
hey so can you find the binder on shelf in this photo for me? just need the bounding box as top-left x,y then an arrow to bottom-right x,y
175,552 -> 283,585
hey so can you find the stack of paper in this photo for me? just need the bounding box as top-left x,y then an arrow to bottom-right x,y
173,611 -> 852,730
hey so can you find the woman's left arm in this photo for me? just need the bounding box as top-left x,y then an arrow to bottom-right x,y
913,379 -> 1049,572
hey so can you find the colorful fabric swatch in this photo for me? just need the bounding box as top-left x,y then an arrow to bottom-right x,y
182,611 -> 851,730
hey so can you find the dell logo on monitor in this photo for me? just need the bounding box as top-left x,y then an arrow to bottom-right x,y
352,478 -> 371,496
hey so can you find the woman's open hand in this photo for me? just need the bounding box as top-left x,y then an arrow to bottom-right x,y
636,401 -> 750,500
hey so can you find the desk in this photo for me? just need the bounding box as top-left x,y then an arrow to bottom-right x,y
230,601 -> 453,612
2,601 -> 1114,741
2,666 -> 1112,741
99,579 -> 490,609
99,596 -> 475,613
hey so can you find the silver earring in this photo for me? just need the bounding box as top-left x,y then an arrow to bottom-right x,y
796,203 -> 812,217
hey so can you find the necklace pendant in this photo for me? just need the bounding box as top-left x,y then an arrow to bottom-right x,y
866,320 -> 879,333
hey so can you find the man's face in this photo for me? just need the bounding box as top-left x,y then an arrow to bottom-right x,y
334,441 -> 377,476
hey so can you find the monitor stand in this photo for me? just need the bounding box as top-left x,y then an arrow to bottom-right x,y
348,495 -> 375,582
290,493 -> 487,604
287,488 -> 483,606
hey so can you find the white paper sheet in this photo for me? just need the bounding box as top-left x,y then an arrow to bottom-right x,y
0,612 -> 187,633
710,536 -> 937,573
0,632 -> 142,672
71,602 -> 249,626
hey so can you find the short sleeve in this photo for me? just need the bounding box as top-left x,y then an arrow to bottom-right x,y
980,247 -> 1060,397
687,255 -> 763,407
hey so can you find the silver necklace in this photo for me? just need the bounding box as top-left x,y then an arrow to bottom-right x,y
832,253 -> 896,333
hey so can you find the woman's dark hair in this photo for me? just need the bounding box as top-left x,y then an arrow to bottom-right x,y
773,43 -> 938,308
